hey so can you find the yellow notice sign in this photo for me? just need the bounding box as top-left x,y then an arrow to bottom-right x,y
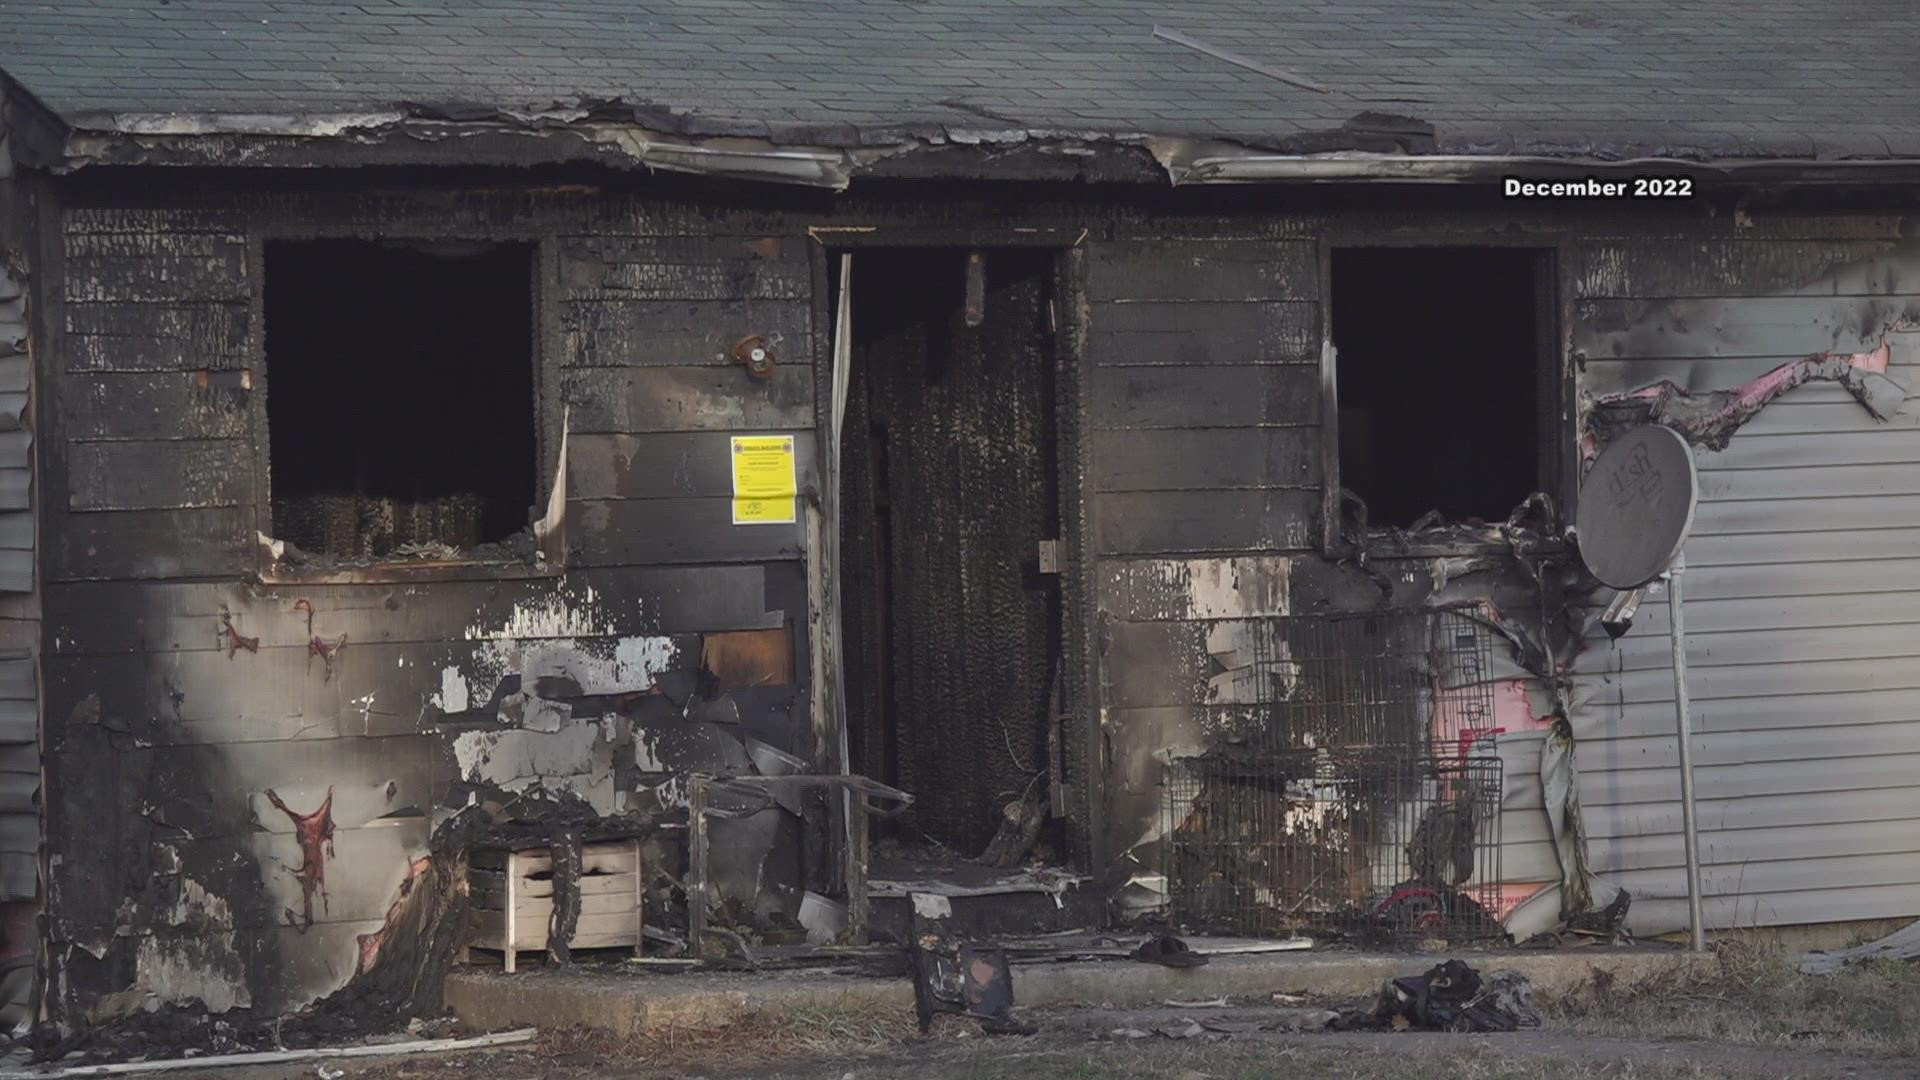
730,435 -> 797,525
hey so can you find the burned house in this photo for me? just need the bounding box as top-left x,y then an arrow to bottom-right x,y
0,0 -> 1919,1023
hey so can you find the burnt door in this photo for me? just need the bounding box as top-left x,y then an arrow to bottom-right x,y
839,249 -> 1061,853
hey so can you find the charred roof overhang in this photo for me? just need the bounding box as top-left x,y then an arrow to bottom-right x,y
22,105 -> 1920,192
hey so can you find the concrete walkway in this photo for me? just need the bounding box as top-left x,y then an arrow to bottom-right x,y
445,947 -> 1698,1036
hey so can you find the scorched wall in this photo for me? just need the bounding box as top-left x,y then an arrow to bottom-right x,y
29,173 -> 1920,1016
37,181 -> 819,1016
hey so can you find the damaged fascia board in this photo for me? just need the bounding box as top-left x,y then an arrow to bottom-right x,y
55,110 -> 1920,189
1145,139 -> 1920,186
56,114 -> 899,190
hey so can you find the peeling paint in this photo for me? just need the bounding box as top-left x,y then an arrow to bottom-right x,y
451,724 -> 618,814
463,588 -> 617,641
434,665 -> 468,714
134,932 -> 251,1013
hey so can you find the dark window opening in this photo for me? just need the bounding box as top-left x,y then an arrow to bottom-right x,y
1331,247 -> 1546,527
264,240 -> 537,559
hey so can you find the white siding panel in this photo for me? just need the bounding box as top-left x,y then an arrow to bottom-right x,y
1564,263 -> 1920,936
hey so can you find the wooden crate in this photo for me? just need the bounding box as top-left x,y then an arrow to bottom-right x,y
466,839 -> 643,973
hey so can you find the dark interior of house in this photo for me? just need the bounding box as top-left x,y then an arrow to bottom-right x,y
264,239 -> 537,558
1331,247 -> 1543,527
837,248 -> 1061,853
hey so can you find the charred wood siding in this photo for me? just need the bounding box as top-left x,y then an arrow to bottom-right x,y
1081,238 -> 1330,870
561,235 -> 812,567
1084,240 -> 1322,557
54,209 -> 254,581
41,194 -> 814,1015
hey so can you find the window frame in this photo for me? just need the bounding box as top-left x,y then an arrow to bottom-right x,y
247,229 -> 564,584
1315,232 -> 1573,558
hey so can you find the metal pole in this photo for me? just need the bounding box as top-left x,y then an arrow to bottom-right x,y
1667,555 -> 1707,952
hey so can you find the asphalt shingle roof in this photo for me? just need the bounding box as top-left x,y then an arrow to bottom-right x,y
3,0 -> 1917,158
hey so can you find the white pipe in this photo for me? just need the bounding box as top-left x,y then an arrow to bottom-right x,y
1667,554 -> 1707,953
1177,153 -> 1920,184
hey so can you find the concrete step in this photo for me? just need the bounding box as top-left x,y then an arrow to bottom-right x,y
445,948 -> 1699,1037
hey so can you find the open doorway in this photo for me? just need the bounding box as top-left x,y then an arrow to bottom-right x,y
836,249 -> 1062,859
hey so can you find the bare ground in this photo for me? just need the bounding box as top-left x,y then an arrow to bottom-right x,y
245,942 -> 1920,1080
290,1025 -> 1918,1080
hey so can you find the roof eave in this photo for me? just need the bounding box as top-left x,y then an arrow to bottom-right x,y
41,113 -> 1920,190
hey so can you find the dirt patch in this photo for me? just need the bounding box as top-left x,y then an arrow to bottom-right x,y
1547,939 -> 1920,1058
324,1028 -> 1916,1080
543,999 -> 924,1071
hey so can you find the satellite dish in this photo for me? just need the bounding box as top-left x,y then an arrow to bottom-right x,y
1575,424 -> 1698,589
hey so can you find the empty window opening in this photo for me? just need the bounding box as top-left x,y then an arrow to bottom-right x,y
264,240 -> 537,559
1331,247 -> 1545,527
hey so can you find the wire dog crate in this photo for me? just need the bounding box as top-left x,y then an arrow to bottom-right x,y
1164,607 -> 1506,942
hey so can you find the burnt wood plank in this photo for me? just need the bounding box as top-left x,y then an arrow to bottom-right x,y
560,236 -> 810,301
1094,554 -> 1414,620
1091,427 -> 1318,492
64,252 -> 250,303
64,232 -> 245,258
65,371 -> 252,441
63,208 -> 245,234
574,497 -> 805,566
47,564 -> 782,655
67,440 -> 250,511
44,634 -> 696,746
1088,301 -> 1317,365
563,365 -> 814,434
1102,621 -> 1315,710
1094,556 -> 1296,621
1089,364 -> 1319,430
48,506 -> 253,582
64,303 -> 251,373
1087,240 -> 1317,302
563,299 -> 812,367
569,431 -> 818,500
1093,489 -> 1319,555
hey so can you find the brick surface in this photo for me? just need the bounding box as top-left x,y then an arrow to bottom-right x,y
0,0 -> 1915,156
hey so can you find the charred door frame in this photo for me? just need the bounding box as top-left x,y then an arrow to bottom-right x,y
241,216 -> 568,584
805,230 -> 1099,870
1313,229 -> 1575,555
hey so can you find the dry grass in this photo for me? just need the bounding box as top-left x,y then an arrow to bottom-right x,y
1546,939 -> 1920,1057
353,997 -> 923,1079
540,996 -> 923,1071
824,1039 -> 1790,1080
